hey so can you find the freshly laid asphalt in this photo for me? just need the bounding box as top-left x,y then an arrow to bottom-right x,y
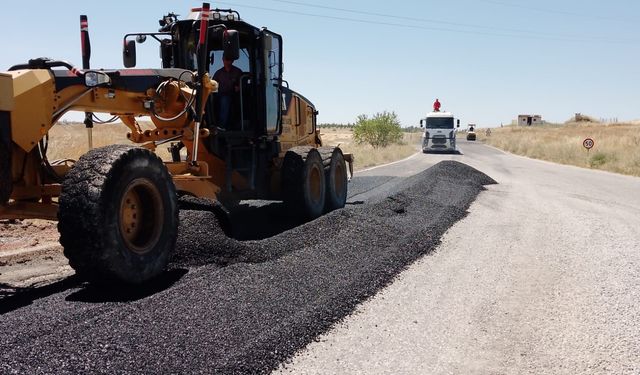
0,160 -> 494,374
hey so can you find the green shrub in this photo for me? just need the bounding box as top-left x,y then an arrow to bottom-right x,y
353,111 -> 403,148
589,152 -> 608,168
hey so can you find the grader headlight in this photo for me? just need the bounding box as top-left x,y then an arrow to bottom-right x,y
84,71 -> 111,87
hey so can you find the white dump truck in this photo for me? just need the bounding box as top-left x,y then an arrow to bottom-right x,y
419,111 -> 460,153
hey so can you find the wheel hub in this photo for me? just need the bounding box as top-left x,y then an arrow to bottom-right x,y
119,179 -> 164,254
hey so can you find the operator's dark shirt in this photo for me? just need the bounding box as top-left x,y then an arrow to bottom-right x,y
213,65 -> 243,95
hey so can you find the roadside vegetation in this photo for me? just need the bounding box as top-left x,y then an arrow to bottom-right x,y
353,111 -> 403,148
320,111 -> 421,170
480,121 -> 640,177
342,132 -> 421,170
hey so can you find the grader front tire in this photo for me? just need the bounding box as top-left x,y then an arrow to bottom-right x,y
58,145 -> 178,286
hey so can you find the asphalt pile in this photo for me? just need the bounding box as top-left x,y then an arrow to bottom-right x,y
0,161 -> 495,374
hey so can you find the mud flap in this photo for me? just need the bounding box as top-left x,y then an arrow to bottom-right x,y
0,111 -> 12,205
343,153 -> 354,181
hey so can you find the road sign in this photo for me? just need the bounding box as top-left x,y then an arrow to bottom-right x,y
583,138 -> 594,150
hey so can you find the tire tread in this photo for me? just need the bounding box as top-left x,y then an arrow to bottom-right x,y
58,145 -> 178,284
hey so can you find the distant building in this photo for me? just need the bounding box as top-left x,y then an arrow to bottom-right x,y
518,114 -> 542,126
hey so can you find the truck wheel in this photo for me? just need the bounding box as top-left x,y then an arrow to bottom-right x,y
282,147 -> 326,220
0,139 -> 11,206
58,145 -> 178,286
323,147 -> 347,212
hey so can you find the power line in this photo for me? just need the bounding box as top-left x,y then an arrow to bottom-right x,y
476,0 -> 638,25
267,0 -> 581,38
215,1 -> 638,44
266,0 -> 637,43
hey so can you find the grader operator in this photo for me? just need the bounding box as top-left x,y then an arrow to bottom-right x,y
0,4 -> 352,286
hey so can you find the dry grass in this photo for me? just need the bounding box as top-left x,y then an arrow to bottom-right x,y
47,121 -> 171,161
482,122 -> 640,177
320,127 -> 420,170
46,123 -> 420,172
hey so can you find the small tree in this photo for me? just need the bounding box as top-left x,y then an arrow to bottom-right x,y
353,111 -> 403,148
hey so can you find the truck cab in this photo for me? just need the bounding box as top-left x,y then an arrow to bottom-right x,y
420,112 -> 459,153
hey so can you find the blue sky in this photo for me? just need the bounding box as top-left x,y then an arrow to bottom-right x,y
2,1 -> 638,127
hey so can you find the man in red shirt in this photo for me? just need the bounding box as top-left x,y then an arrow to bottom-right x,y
213,55 -> 243,128
433,98 -> 441,112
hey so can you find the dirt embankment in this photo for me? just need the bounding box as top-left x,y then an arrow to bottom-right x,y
0,219 -> 72,289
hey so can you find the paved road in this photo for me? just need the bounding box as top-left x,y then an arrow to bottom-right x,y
278,140 -> 640,374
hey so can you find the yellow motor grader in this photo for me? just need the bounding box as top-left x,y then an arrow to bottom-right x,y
0,4 -> 352,285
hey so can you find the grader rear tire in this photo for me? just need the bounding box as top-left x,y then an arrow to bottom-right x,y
324,148 -> 348,212
282,147 -> 326,220
0,138 -> 11,206
58,145 -> 178,286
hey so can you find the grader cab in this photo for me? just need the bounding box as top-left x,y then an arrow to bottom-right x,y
0,4 -> 352,286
